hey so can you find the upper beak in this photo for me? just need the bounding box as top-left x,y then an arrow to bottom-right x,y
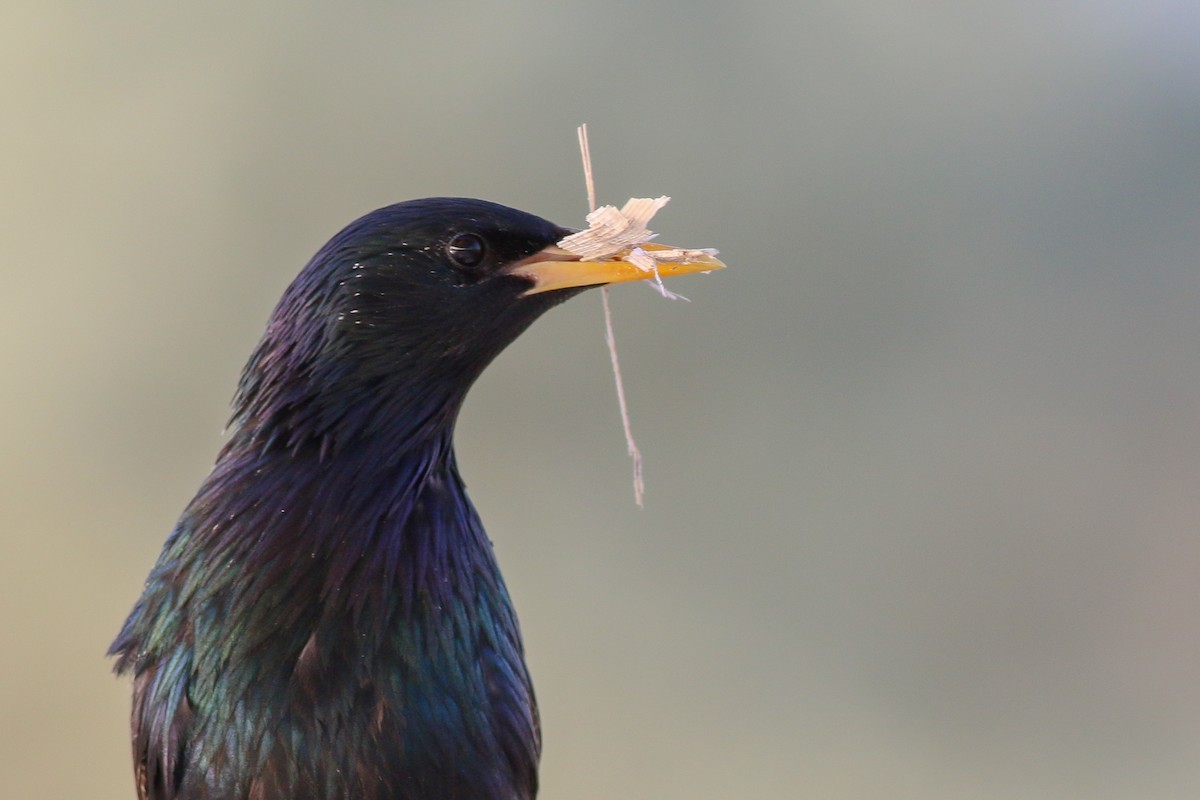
509,242 -> 725,296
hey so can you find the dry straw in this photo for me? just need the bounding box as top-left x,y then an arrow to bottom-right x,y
566,124 -> 719,506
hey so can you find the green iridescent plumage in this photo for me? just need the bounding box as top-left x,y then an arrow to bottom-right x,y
111,199 -> 585,800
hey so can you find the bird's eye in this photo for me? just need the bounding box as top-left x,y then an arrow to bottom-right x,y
446,233 -> 486,269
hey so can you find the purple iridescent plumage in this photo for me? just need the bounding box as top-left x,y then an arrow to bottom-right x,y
110,199 -> 582,800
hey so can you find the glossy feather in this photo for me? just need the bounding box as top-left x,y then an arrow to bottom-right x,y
111,199 -> 581,800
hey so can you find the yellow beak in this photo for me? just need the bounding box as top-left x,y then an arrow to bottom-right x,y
510,242 -> 725,296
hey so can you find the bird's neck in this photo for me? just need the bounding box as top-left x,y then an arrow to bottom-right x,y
122,430 -> 539,798
198,426 -> 489,630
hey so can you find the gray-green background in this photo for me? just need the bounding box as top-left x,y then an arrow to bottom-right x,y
4,3 -> 1199,798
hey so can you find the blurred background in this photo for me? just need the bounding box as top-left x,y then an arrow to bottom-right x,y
3,2 -> 1199,798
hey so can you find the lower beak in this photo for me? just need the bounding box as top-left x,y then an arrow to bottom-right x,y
510,243 -> 725,296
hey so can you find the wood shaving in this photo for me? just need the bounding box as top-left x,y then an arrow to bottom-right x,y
558,197 -> 718,301
557,197 -> 669,259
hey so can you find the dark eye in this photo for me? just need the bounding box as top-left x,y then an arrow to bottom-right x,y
446,233 -> 486,269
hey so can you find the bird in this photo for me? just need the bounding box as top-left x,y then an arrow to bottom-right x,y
109,197 -> 721,800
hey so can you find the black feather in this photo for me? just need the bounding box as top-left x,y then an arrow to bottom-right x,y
111,199 -> 582,800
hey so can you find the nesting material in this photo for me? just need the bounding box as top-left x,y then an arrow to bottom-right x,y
558,197 -> 669,259
570,123 -> 720,506
558,197 -> 720,301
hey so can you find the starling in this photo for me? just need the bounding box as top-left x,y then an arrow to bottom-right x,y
110,198 -> 721,800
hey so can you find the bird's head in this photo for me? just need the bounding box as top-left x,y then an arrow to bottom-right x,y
229,197 -> 719,456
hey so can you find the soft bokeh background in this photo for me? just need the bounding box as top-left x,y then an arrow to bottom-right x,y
4,2 -> 1199,798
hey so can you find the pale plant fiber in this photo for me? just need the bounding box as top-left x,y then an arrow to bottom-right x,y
567,126 -> 719,505
572,124 -> 645,506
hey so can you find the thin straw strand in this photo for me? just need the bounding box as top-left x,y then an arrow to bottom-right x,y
577,123 -> 645,507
